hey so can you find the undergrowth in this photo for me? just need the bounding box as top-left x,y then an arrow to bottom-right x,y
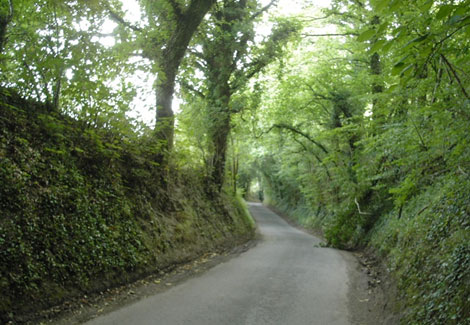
370,175 -> 470,325
262,151 -> 470,324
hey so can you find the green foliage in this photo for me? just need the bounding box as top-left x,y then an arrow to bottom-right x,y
178,0 -> 300,189
0,0 -> 136,128
2,0 -> 469,323
233,1 -> 470,323
0,90 -> 254,322
370,175 -> 470,324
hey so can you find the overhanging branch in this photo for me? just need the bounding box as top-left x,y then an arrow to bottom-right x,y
168,0 -> 183,19
300,14 -> 332,22
250,0 -> 278,21
441,54 -> 469,99
108,8 -> 142,32
302,32 -> 358,37
180,80 -> 205,99
267,123 -> 329,154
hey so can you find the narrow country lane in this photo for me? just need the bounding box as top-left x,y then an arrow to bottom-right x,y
86,203 -> 353,325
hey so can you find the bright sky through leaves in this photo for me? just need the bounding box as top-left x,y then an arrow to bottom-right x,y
111,0 -> 333,125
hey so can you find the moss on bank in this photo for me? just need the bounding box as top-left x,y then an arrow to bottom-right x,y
0,89 -> 255,323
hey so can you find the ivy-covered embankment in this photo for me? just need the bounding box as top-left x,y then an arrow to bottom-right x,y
0,89 -> 255,322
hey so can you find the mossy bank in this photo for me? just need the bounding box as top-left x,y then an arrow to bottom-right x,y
0,89 -> 255,323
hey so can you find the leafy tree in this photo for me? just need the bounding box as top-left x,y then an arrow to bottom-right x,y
235,1 -> 470,322
108,0 -> 216,156
180,0 -> 299,190
0,0 -> 135,132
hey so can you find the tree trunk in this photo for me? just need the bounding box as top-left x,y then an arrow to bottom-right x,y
155,66 -> 176,151
208,100 -> 231,191
230,135 -> 239,194
0,1 -> 13,54
370,16 -> 384,120
0,17 -> 8,54
154,0 -> 216,153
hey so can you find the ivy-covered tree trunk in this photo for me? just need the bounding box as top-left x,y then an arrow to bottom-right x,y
155,66 -> 176,151
369,15 -> 383,120
207,98 -> 231,190
0,0 -> 12,54
0,16 -> 8,54
202,0 -> 245,190
205,38 -> 233,189
154,0 -> 216,153
181,0 -> 292,191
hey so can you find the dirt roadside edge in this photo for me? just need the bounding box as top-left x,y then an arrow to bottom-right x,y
19,236 -> 259,325
265,204 -> 401,325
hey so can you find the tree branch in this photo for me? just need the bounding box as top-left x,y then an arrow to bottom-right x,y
300,14 -> 332,22
250,0 -> 278,21
168,0 -> 183,19
233,31 -> 254,69
232,21 -> 298,91
292,136 -> 309,152
8,0 -> 13,18
352,0 -> 364,8
108,8 -> 142,32
410,117 -> 428,151
291,136 -> 332,181
302,32 -> 358,37
303,82 -> 332,101
355,197 -> 371,215
270,123 -> 329,154
441,54 -> 469,99
434,22 -> 470,50
180,80 -> 205,99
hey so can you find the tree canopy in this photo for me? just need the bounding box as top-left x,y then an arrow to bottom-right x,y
1,0 -> 470,323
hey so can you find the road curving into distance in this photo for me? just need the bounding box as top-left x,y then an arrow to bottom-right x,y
86,203 -> 354,325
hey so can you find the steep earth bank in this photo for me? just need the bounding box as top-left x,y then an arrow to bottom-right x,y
0,89 -> 255,323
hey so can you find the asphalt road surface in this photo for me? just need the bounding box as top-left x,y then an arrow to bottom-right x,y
86,203 -> 353,325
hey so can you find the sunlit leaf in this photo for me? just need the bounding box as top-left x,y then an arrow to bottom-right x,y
391,62 -> 405,76
387,84 -> 399,93
381,40 -> 394,53
389,0 -> 404,12
371,0 -> 390,12
357,29 -> 376,42
421,0 -> 434,12
436,5 -> 455,20
369,39 -> 386,53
